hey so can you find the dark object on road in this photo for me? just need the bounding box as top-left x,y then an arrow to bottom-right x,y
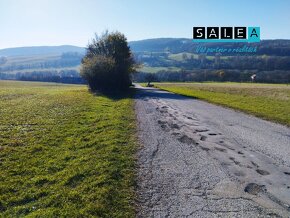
245,183 -> 266,195
145,73 -> 156,87
256,169 -> 270,175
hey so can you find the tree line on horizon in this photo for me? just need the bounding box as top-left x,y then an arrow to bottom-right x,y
134,70 -> 290,84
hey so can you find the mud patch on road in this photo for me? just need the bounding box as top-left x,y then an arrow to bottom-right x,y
256,169 -> 270,176
178,135 -> 198,145
245,183 -> 266,195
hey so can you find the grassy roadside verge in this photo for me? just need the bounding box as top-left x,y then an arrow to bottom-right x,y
154,82 -> 290,126
0,80 -> 136,217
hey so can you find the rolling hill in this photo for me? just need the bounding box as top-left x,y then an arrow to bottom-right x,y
0,39 -> 290,83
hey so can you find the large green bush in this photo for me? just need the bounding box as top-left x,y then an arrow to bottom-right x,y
81,31 -> 136,92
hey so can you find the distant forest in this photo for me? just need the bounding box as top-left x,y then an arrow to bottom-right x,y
131,39 -> 290,83
0,70 -> 84,84
133,53 -> 290,83
0,39 -> 290,84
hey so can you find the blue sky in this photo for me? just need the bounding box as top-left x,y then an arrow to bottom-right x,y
0,0 -> 289,49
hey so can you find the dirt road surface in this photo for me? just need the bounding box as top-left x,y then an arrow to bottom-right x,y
135,85 -> 290,217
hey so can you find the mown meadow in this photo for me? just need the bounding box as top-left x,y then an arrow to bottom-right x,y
0,80 -> 136,217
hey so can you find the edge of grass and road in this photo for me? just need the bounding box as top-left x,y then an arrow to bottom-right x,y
150,82 -> 290,126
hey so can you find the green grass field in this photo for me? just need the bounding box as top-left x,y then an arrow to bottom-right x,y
0,80 -> 136,217
140,66 -> 181,73
154,82 -> 290,126
168,53 -> 198,61
167,53 -> 229,61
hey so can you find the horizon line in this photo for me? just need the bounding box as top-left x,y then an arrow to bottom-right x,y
0,38 -> 290,50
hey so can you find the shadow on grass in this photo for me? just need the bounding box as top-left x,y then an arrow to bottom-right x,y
88,84 -> 194,101
89,86 -> 136,101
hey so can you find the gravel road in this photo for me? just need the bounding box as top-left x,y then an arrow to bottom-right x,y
135,85 -> 290,217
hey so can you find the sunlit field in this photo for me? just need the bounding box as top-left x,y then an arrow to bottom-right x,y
0,80 -> 136,217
